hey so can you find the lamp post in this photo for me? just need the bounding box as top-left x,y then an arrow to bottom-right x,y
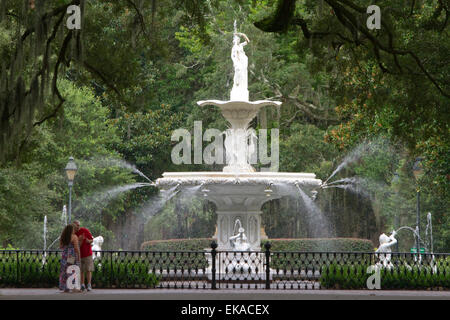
65,157 -> 78,224
412,157 -> 424,254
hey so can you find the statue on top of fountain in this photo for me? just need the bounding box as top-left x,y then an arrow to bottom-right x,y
230,21 -> 250,101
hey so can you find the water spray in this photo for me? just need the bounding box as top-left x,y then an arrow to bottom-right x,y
426,212 -> 433,253
43,215 -> 47,251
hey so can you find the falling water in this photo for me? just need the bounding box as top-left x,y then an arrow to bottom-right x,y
322,175 -> 391,200
138,184 -> 206,223
295,184 -> 331,237
139,185 -> 180,223
179,185 -> 203,197
43,215 -> 47,251
111,159 -> 153,183
396,226 -> 427,249
61,205 -> 68,226
90,157 -> 154,183
396,226 -> 418,234
322,183 -> 372,199
323,138 -> 392,185
47,237 -> 60,250
42,215 -> 48,265
102,182 -> 153,199
325,177 -> 362,186
100,182 -> 155,198
74,182 -> 156,221
324,163 -> 349,186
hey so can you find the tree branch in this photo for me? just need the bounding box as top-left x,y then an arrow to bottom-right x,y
125,0 -> 152,42
254,0 -> 449,98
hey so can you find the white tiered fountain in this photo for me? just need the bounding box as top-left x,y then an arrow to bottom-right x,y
156,25 -> 321,263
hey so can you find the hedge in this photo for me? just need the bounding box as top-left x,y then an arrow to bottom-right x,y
141,238 -> 374,252
320,257 -> 450,290
140,238 -> 212,251
0,251 -> 159,289
262,238 -> 374,252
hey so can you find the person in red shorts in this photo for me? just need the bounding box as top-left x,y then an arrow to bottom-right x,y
73,220 -> 94,291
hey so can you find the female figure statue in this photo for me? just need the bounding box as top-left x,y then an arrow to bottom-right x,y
229,219 -> 251,251
230,32 -> 250,101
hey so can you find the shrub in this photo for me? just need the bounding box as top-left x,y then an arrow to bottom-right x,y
320,256 -> 450,290
0,251 -> 159,289
263,238 -> 374,252
140,238 -> 213,251
141,238 -> 374,252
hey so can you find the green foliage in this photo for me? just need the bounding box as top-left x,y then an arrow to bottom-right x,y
92,255 -> 159,289
141,237 -> 373,252
141,238 -> 213,251
264,238 -> 374,252
0,252 -> 60,288
320,257 -> 450,289
0,0 -> 448,253
110,104 -> 183,179
280,124 -> 338,180
0,251 -> 159,289
0,79 -> 137,248
0,168 -> 57,248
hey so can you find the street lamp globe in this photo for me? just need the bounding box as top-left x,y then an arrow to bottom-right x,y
412,157 -> 424,181
65,157 -> 78,185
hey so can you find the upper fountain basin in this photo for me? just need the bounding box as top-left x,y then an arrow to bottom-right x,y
197,100 -> 281,128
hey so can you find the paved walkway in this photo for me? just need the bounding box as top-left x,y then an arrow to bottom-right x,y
0,288 -> 449,300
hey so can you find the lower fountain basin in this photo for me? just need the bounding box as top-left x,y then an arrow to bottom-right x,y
156,172 -> 321,187
156,172 -> 322,251
156,171 -> 322,210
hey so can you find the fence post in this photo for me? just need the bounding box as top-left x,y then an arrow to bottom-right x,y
211,241 -> 217,290
264,242 -> 271,290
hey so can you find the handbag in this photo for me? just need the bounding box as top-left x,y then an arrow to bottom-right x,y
67,255 -> 75,264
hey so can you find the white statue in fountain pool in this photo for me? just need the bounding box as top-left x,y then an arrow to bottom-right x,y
376,230 -> 397,269
227,219 -> 252,275
230,28 -> 250,101
229,220 -> 251,251
92,236 -> 104,260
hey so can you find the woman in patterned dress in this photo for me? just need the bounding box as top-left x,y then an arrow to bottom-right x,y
59,224 -> 81,292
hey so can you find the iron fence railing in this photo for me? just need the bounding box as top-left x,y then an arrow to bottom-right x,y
0,243 -> 449,290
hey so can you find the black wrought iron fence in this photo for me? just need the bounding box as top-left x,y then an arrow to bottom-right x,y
1,243 -> 449,290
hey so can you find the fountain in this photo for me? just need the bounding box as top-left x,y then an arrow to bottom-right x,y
156,24 -> 321,266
